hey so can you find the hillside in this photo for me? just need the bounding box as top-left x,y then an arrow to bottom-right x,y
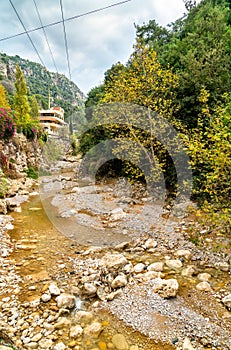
0,52 -> 85,119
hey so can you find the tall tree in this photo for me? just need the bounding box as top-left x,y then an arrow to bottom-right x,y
13,64 -> 31,127
0,84 -> 11,110
30,95 -> 40,120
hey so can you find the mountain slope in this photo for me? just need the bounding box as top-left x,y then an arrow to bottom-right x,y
0,52 -> 85,119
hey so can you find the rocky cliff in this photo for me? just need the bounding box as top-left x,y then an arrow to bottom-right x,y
0,52 -> 85,118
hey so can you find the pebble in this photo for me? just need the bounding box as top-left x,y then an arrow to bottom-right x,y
112,333 -> 129,350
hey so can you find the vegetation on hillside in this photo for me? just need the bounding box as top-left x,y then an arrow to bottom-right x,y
81,0 -> 231,234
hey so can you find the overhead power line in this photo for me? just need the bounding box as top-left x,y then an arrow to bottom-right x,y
8,0 -> 45,66
59,0 -> 72,81
33,0 -> 58,73
1,0 -> 132,42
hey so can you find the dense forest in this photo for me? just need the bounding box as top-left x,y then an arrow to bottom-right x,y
80,0 -> 231,234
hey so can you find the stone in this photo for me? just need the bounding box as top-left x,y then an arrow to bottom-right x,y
196,282 -> 212,292
133,263 -> 145,273
165,259 -> 183,269
112,334 -> 129,350
214,262 -> 229,272
175,250 -> 192,260
130,346 -> 139,350
197,273 -> 211,282
181,266 -> 196,277
101,253 -> 128,270
69,325 -> 83,338
27,342 -> 38,349
49,283 -> 60,296
53,342 -> 66,350
83,282 -> 97,295
56,293 -> 76,309
41,293 -> 51,302
111,274 -> 128,289
147,262 -> 164,272
182,337 -> 195,350
74,310 -> 94,322
30,333 -> 43,342
144,238 -> 158,249
222,294 -> 231,309
84,322 -> 102,338
152,278 -> 179,298
54,317 -> 72,330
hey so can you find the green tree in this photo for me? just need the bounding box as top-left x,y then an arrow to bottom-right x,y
13,64 -> 31,128
30,95 -> 40,119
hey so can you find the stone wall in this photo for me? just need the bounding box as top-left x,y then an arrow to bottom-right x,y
0,133 -> 42,214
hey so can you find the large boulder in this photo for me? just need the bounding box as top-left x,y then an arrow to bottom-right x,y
152,278 -> 179,298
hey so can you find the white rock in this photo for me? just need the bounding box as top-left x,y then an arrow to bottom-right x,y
84,322 -> 102,338
56,293 -> 76,309
53,342 -> 66,350
111,274 -> 128,289
196,282 -> 212,291
83,282 -> 97,295
147,262 -> 164,272
49,283 -> 60,296
165,259 -> 183,269
152,278 -> 179,298
133,263 -> 145,273
69,325 -> 83,338
182,337 -> 195,350
175,249 -> 192,260
101,253 -> 128,270
222,294 -> 231,308
41,293 -> 51,302
144,238 -> 158,249
181,265 -> 196,277
214,262 -> 229,272
197,273 -> 211,282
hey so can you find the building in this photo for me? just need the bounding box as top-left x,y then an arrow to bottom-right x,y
39,106 -> 68,137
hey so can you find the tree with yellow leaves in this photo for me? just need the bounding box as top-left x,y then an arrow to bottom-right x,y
0,84 -> 11,110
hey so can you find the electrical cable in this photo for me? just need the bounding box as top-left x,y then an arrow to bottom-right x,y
1,0 -> 132,42
8,0 -> 45,66
59,0 -> 72,81
33,0 -> 58,73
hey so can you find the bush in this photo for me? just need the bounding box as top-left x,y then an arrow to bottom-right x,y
0,108 -> 16,140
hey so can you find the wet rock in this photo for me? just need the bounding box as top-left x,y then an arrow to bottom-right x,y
196,281 -> 212,291
56,293 -> 76,309
73,310 -> 94,323
112,333 -> 129,350
152,278 -> 179,298
54,317 -> 71,330
181,265 -> 196,277
111,274 -> 128,289
69,325 -> 83,338
147,262 -> 164,272
182,337 -> 195,350
84,322 -> 102,338
222,294 -> 231,309
49,283 -> 61,296
165,259 -> 183,269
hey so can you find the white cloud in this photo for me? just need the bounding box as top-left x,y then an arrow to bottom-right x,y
0,0 -> 201,95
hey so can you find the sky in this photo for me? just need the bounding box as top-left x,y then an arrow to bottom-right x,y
0,0 -> 200,95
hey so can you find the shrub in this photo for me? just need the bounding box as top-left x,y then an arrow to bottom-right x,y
0,108 -> 16,140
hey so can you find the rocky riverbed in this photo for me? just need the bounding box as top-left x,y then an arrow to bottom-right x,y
0,156 -> 230,350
